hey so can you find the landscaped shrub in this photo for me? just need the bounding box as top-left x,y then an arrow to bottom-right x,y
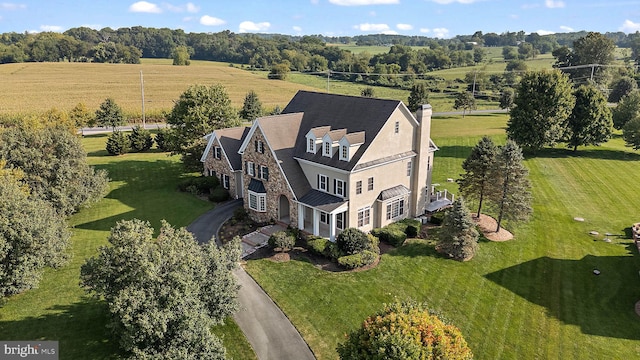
268,231 -> 295,252
233,207 -> 248,221
324,241 -> 342,260
372,226 -> 407,247
338,250 -> 377,270
105,130 -> 129,155
336,228 -> 370,255
128,126 -> 153,152
208,186 -> 230,202
307,236 -> 329,255
154,128 -> 171,151
400,218 -> 421,238
178,176 -> 219,194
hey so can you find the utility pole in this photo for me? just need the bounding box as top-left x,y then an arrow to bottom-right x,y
472,70 -> 477,97
326,70 -> 330,93
140,70 -> 145,128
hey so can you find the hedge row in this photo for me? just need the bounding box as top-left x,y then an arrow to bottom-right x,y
371,218 -> 422,247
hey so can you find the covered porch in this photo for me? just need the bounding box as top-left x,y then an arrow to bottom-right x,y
296,190 -> 348,242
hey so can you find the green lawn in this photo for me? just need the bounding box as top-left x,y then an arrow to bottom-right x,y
0,134 -> 256,360
244,115 -> 640,359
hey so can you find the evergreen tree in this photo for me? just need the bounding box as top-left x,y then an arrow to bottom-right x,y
506,70 -> 575,151
165,84 -> 240,171
491,140 -> 532,232
457,136 -> 499,218
239,90 -> 262,122
80,219 -> 240,359
622,115 -> 640,150
106,130 -> 130,155
128,126 -> 153,152
565,84 -> 613,151
407,83 -> 429,112
95,97 -> 125,130
437,198 -> 479,261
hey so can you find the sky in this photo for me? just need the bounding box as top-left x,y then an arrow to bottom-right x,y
0,0 -> 639,38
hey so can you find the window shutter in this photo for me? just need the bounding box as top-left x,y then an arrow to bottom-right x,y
245,161 -> 248,174
252,163 -> 255,177
264,167 -> 269,181
333,179 -> 336,194
254,140 -> 258,152
317,174 -> 320,188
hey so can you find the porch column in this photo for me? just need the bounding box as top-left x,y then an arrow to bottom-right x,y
313,208 -> 320,236
329,212 -> 336,242
297,203 -> 304,230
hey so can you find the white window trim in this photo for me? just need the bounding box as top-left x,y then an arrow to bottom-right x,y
222,174 -> 230,189
340,145 -> 348,161
248,191 -> 266,212
318,174 -> 329,192
407,160 -> 412,177
358,207 -> 371,227
247,161 -> 255,176
308,138 -> 315,153
257,140 -> 264,154
336,212 -> 345,230
259,165 -> 268,180
323,141 -> 331,157
335,179 -> 346,197
214,146 -> 221,159
394,121 -> 399,134
356,180 -> 362,195
367,177 -> 374,191
386,197 -> 406,220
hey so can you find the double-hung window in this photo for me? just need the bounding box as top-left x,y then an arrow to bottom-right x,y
357,207 -> 370,227
323,142 -> 331,157
246,161 -> 255,176
308,138 -> 315,153
221,174 -> 230,189
406,160 -> 412,177
386,198 -> 405,220
367,177 -> 374,191
318,174 -> 329,192
356,180 -> 362,195
334,179 -> 346,197
259,165 -> 269,181
248,191 -> 266,212
214,146 -> 221,159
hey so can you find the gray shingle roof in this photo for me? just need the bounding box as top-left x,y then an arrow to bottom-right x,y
298,189 -> 347,213
283,91 -> 402,172
248,178 -> 266,193
216,126 -> 251,170
377,184 -> 410,201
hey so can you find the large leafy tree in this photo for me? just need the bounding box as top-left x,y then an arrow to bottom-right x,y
95,97 -> 125,130
457,136 -> 498,218
612,90 -> 640,130
506,70 -> 575,151
565,85 -> 613,152
0,126 -> 109,216
407,83 -> 429,112
239,90 -> 263,122
0,163 -> 70,297
437,198 -> 479,261
553,32 -> 615,86
491,140 -> 532,232
80,219 -> 241,359
166,84 -> 240,171
608,76 -> 637,103
69,102 -> 95,134
453,91 -> 476,117
172,45 -> 191,65
337,301 -> 473,360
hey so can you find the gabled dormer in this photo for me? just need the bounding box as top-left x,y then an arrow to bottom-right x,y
338,131 -> 365,161
305,126 -> 331,154
322,129 -> 347,158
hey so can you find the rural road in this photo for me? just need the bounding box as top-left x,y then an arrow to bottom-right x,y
187,200 -> 316,360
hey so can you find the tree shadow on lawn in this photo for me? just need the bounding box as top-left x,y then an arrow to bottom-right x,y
527,147 -> 640,162
0,299 -> 121,359
484,252 -> 640,340
74,159 -> 210,233
435,145 -> 473,159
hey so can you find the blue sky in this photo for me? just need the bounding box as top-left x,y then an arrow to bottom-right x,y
1,0 -> 639,38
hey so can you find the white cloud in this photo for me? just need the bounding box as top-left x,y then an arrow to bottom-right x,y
382,30 -> 398,35
420,28 -> 430,33
545,0 -> 565,8
432,27 -> 450,38
293,26 -> 302,32
353,23 -> 390,32
559,25 -> 574,32
200,15 -> 225,26
536,29 -> 555,35
129,1 -> 162,13
397,23 -> 413,31
239,21 -> 271,33
0,3 -> 26,10
430,0 -> 479,4
329,0 -> 399,6
620,19 -> 640,33
186,2 -> 199,13
40,25 -> 63,32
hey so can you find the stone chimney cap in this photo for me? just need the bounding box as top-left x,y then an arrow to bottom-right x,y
421,104 -> 432,110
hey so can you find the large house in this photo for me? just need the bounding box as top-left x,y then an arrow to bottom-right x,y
201,90 -> 440,241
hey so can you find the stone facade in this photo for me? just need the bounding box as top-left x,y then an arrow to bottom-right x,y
242,129 -> 298,225
203,137 -> 239,199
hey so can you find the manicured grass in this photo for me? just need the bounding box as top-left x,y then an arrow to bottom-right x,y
0,134 -> 256,359
244,115 -> 640,359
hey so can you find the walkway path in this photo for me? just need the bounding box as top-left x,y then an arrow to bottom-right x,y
187,201 -> 315,360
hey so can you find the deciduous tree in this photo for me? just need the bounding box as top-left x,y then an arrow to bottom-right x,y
0,163 -> 70,297
457,136 -> 498,218
565,85 -> 612,151
499,88 -> 515,110
608,76 -> 637,103
80,219 -> 240,359
491,140 -> 532,232
165,84 -> 240,171
69,102 -> 95,135
171,45 -> 190,65
453,91 -> 476,117
612,90 -> 640,130
506,70 -> 575,151
337,301 -> 473,360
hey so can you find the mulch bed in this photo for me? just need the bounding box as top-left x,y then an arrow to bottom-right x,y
473,214 -> 514,241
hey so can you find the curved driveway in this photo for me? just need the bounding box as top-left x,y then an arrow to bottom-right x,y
187,200 -> 316,360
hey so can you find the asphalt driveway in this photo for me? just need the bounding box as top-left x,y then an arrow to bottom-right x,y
187,200 -> 315,360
